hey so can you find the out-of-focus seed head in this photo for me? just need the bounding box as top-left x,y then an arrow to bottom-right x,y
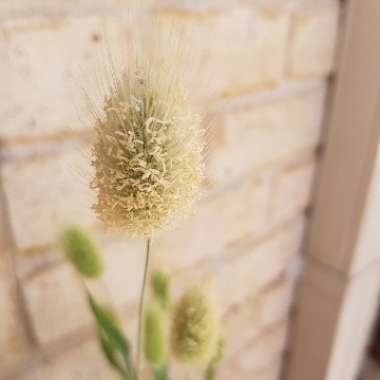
170,286 -> 220,367
60,226 -> 104,278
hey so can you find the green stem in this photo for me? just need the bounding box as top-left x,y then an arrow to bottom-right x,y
204,365 -> 215,380
137,238 -> 151,378
154,365 -> 169,380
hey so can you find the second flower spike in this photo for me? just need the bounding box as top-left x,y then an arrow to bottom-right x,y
170,285 -> 220,367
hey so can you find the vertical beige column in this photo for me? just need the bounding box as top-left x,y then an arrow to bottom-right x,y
287,1 -> 380,379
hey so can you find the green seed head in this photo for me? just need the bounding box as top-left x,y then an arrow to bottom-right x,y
60,226 -> 104,278
144,303 -> 167,367
171,286 -> 220,367
151,271 -> 170,311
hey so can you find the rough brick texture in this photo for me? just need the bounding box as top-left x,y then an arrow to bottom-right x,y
0,0 -> 340,378
219,323 -> 287,379
2,144 -> 96,250
29,341 -> 120,380
287,0 -> 339,78
207,85 -> 325,186
0,278 -> 30,370
22,264 -> 92,345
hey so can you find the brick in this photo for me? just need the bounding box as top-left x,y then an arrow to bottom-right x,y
22,263 -> 92,345
101,234 -> 146,311
0,1 -> 134,20
170,217 -> 305,315
157,6 -> 290,104
220,323 -> 287,379
32,340 -> 119,380
154,171 -> 272,271
214,218 -> 304,310
1,144 -> 96,250
269,161 -> 315,227
223,300 -> 262,357
224,278 -> 293,356
257,362 -> 283,380
258,279 -> 293,327
287,0 -> 340,78
0,278 -> 30,370
237,324 -> 287,370
219,360 -> 282,380
0,16 -> 128,142
207,84 -> 326,186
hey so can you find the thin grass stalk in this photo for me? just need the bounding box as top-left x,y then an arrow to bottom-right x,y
137,238 -> 152,377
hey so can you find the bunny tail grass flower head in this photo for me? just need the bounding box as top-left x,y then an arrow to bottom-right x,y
171,285 -> 220,367
60,225 -> 104,278
90,60 -> 204,236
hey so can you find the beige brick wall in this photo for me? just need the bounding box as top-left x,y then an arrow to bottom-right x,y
0,0 -> 340,379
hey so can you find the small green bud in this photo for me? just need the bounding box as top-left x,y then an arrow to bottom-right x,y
151,271 -> 170,311
171,286 -> 220,367
60,226 -> 104,278
144,303 -> 167,366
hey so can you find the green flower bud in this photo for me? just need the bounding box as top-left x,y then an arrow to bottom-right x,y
60,226 -> 104,278
171,286 -> 220,367
144,303 -> 167,366
151,271 -> 170,311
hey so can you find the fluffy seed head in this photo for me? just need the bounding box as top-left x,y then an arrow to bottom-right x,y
144,302 -> 167,366
60,226 -> 104,278
170,286 -> 220,367
90,64 -> 204,236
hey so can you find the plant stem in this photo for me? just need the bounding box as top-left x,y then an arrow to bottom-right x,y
154,366 -> 169,380
204,365 -> 215,380
137,238 -> 151,378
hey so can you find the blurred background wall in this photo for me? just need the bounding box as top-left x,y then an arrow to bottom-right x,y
0,0 -> 341,379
